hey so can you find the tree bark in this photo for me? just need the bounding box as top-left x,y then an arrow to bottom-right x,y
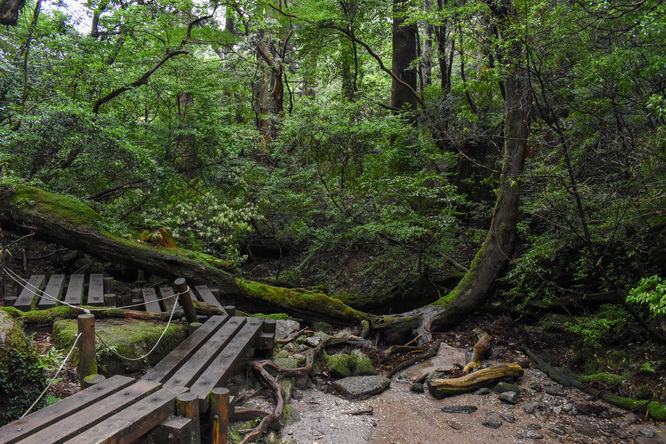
391,0 -> 419,112
374,0 -> 531,343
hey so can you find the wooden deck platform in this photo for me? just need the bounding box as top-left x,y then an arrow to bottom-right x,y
0,313 -> 276,443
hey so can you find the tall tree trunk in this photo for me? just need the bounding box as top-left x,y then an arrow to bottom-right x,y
376,0 -> 531,343
391,0 -> 419,111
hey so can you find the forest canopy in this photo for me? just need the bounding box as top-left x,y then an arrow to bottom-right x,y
0,0 -> 664,341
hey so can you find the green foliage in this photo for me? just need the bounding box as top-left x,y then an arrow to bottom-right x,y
626,276 -> 666,316
147,192 -> 261,262
564,305 -> 629,348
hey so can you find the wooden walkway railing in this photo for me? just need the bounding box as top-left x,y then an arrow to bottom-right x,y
0,278 -> 276,444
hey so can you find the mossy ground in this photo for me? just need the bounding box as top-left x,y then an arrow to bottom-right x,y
51,319 -> 186,375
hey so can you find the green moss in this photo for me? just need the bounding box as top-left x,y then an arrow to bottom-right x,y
325,353 -> 353,378
250,312 -> 291,321
647,401 -> 666,421
580,372 -> 623,386
52,319 -> 187,375
350,350 -> 377,376
0,311 -> 47,426
237,279 -> 368,322
603,394 -> 649,411
11,185 -> 102,228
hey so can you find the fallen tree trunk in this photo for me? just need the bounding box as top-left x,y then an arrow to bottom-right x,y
427,363 -> 525,399
0,185 -> 368,324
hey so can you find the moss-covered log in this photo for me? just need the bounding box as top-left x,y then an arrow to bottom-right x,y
427,363 -> 525,399
0,185 -> 368,324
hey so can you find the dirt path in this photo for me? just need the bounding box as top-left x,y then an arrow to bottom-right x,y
283,346 -> 666,444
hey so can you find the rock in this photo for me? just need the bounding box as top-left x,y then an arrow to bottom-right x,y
572,421 -> 599,437
493,381 -> 521,393
441,405 -> 478,414
410,382 -> 424,393
332,376 -> 391,400
524,402 -> 540,414
526,423 -> 541,430
549,426 -> 568,436
532,369 -> 548,379
544,384 -> 566,396
350,350 -> 376,376
311,322 -> 334,334
500,413 -> 517,423
638,427 -> 656,438
525,430 -> 544,439
447,420 -> 463,430
474,387 -> 491,395
275,320 -> 301,341
325,353 -> 353,378
482,416 -> 503,429
498,391 -> 521,404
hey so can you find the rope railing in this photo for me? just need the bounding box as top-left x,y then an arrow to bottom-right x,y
20,332 -> 82,419
2,265 -> 200,377
94,295 -> 181,362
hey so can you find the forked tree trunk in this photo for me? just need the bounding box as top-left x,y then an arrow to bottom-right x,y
374,0 -> 531,343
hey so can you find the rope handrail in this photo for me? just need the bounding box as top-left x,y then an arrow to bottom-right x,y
93,294 -> 182,362
20,332 -> 83,419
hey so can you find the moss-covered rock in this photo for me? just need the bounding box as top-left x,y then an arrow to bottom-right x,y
325,353 -> 353,378
350,350 -> 376,376
0,310 -> 47,426
52,319 -> 187,375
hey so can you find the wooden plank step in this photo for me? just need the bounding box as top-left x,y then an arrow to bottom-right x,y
87,273 -> 104,306
159,287 -> 179,314
14,275 -> 46,312
0,375 -> 136,444
190,317 -> 264,402
162,317 -> 248,389
194,285 -> 226,313
38,274 -> 65,308
142,288 -> 162,313
13,379 -> 162,444
142,316 -> 230,384
63,274 -> 85,306
64,384 -> 187,444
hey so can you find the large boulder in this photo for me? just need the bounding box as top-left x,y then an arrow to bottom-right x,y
0,309 -> 47,425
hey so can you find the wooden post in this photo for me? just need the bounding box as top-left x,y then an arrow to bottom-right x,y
188,322 -> 202,335
77,313 -> 97,389
223,305 -> 236,316
210,387 -> 230,444
104,293 -> 116,307
82,373 -> 106,389
177,392 -> 200,444
175,278 -> 198,325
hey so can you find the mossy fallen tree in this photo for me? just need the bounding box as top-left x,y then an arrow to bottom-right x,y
0,185 -> 368,324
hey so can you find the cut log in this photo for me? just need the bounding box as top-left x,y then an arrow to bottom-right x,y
427,363 -> 524,399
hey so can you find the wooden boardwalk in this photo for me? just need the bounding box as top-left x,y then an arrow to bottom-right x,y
8,274 -> 227,314
0,314 -> 276,443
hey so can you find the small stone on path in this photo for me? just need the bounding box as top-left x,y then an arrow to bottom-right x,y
482,416 -> 503,429
441,405 -> 478,414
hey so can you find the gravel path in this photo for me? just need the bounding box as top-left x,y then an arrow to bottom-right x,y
281,345 -> 666,444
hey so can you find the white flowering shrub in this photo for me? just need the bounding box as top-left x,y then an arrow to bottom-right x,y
150,193 -> 261,262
